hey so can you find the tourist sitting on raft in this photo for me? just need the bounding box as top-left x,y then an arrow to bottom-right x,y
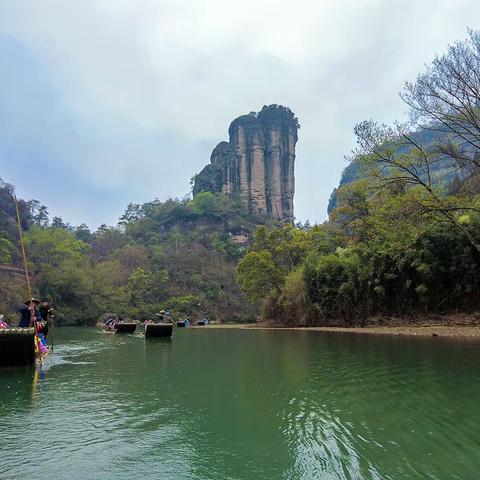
0,314 -> 9,329
36,320 -> 49,354
105,318 -> 115,332
19,298 -> 42,328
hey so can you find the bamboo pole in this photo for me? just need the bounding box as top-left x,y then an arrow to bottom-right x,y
14,195 -> 40,360
14,196 -> 32,299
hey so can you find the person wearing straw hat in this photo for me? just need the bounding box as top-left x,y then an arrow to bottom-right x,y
18,298 -> 41,328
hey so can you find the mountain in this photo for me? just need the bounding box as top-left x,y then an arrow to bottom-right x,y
327,127 -> 479,215
193,105 -> 299,223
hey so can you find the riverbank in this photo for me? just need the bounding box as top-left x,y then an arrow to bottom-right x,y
201,314 -> 480,338
257,325 -> 480,338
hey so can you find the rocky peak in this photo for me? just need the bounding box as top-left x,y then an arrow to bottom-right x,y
193,105 -> 299,223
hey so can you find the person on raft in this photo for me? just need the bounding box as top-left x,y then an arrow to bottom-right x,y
36,321 -> 49,354
39,299 -> 54,338
105,318 -> 115,332
156,309 -> 173,323
18,298 -> 42,328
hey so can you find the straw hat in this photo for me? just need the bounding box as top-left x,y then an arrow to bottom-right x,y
24,298 -> 40,306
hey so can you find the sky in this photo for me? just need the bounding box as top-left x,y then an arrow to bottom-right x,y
1,0 -> 480,228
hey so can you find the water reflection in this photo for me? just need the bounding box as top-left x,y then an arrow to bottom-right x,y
270,331 -> 480,480
1,328 -> 480,480
31,366 -> 41,401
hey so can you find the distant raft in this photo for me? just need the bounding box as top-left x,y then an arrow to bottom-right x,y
145,323 -> 173,338
196,319 -> 209,326
176,319 -> 189,328
0,328 -> 36,367
114,322 -> 138,334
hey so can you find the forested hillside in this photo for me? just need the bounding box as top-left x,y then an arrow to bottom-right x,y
3,31 -> 480,328
0,185 -> 263,325
237,30 -> 480,326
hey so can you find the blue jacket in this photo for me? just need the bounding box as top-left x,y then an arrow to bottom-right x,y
18,306 -> 41,328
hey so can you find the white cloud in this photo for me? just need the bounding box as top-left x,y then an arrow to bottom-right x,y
1,0 -> 480,226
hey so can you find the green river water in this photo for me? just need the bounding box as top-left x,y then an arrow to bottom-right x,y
1,327 -> 479,479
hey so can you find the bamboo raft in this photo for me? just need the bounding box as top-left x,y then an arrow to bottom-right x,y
196,319 -> 209,326
145,323 -> 173,338
176,319 -> 189,328
114,322 -> 138,334
0,328 -> 36,367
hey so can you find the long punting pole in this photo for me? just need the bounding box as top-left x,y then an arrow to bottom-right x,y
14,196 -> 33,299
14,195 -> 40,359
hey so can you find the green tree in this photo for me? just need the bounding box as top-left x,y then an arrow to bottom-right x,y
353,120 -> 480,253
190,191 -> 217,215
127,268 -> 153,307
75,224 -> 92,243
25,226 -> 90,268
237,251 -> 283,302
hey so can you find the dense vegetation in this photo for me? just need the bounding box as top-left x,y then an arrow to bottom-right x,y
237,30 -> 480,326
2,30 -> 480,328
0,188 -> 262,325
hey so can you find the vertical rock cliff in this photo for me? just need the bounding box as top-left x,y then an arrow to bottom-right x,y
193,105 -> 299,222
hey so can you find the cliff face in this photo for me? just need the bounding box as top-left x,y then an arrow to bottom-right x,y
193,105 -> 299,222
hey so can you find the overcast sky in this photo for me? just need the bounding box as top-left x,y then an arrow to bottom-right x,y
1,0 -> 480,228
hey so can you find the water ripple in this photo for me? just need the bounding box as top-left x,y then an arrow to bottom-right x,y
1,328 -> 480,479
